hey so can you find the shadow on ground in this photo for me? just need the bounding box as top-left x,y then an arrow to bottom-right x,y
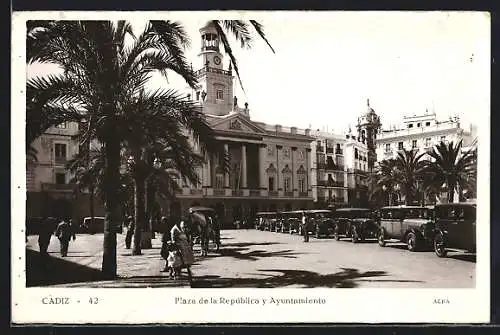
448,253 -> 476,263
26,248 -> 105,287
191,268 -> 424,288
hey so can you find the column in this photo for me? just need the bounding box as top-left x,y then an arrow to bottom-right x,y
241,144 -> 247,188
276,145 -> 282,191
259,144 -> 267,189
224,143 -> 230,188
306,148 -> 311,194
291,147 -> 296,192
203,153 -> 211,187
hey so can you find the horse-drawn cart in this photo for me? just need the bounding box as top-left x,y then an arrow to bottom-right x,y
186,206 -> 221,256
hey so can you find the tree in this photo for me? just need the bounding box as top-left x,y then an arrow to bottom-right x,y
27,19 -> 274,277
394,148 -> 427,205
369,159 -> 399,206
424,140 -> 477,203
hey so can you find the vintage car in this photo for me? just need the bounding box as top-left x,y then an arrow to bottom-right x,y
332,208 -> 379,243
80,216 -> 106,234
276,210 -> 302,234
433,202 -> 476,257
307,210 -> 335,238
377,206 -> 435,251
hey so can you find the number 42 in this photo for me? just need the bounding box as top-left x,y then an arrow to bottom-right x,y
89,297 -> 99,304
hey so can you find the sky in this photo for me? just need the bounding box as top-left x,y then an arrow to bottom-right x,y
26,11 -> 490,134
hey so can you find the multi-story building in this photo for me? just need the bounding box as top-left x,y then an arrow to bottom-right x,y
26,121 -> 80,219
375,111 -> 476,161
161,22 -> 315,225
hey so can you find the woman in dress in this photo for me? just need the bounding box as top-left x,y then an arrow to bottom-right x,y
170,219 -> 194,280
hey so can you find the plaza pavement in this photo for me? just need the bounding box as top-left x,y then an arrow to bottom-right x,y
25,229 -> 476,288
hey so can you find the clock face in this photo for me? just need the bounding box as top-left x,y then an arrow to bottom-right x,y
213,56 -> 221,65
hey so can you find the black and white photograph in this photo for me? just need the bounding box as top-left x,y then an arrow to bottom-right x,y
12,11 -> 490,324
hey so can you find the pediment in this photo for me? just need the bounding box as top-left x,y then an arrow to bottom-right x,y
209,114 -> 266,134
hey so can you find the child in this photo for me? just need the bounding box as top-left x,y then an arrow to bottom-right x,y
164,241 -> 182,279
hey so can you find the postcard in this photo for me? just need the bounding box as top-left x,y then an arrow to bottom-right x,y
12,10 -> 490,324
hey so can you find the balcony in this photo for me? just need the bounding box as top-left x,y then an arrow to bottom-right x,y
316,145 -> 324,152
232,189 -> 244,196
299,191 -> 309,197
268,190 -> 279,197
54,157 -> 67,165
335,149 -> 343,155
41,183 -> 74,192
317,180 -> 345,188
249,189 -> 261,197
326,147 -> 334,154
194,66 -> 231,77
284,191 -> 294,197
190,189 -> 203,195
213,188 -> 225,196
317,162 -> 344,172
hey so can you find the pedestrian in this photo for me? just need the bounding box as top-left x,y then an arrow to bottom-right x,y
170,218 -> 194,279
160,217 -> 173,272
38,217 -> 54,256
55,218 -> 75,257
302,212 -> 309,243
125,216 -> 134,249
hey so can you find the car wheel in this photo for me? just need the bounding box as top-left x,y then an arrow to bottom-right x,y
434,232 -> 447,257
407,232 -> 418,252
351,226 -> 359,243
377,229 -> 386,247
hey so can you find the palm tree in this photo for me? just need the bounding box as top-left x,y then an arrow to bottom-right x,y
27,19 -> 274,278
394,148 -> 427,205
424,140 -> 477,203
369,159 -> 399,206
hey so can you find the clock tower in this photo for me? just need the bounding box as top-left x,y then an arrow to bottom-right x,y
194,21 -> 234,116
357,99 -> 382,171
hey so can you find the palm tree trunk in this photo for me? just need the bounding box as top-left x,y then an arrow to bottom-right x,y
132,174 -> 147,255
102,137 -> 119,279
388,192 -> 393,206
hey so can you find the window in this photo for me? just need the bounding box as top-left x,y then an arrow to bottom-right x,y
417,122 -> 421,127
298,150 -> 305,160
284,177 -> 291,192
385,143 -> 391,152
56,122 -> 67,129
412,139 -> 417,149
196,91 -> 200,101
215,173 -> 224,189
216,90 -> 223,100
408,123 -> 413,128
54,143 -> 67,163
298,177 -> 306,193
398,142 -> 404,150
354,148 -> 358,159
268,176 -> 275,191
55,172 -> 65,184
426,121 -> 431,126
425,138 -> 431,147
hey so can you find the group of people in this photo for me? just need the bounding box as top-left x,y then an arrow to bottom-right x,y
123,216 -> 195,280
37,217 -> 76,257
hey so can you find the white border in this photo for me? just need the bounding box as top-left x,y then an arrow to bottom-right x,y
11,11 -> 491,324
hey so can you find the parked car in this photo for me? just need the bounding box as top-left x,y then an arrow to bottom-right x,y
377,206 -> 435,251
80,217 -> 105,234
333,208 -> 379,243
279,211 -> 303,234
433,202 -> 476,257
307,210 -> 335,238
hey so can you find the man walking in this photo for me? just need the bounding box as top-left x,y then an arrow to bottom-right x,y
125,216 -> 134,249
55,218 -> 76,257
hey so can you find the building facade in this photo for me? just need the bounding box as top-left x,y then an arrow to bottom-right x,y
375,111 -> 476,162
159,22 -> 315,226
